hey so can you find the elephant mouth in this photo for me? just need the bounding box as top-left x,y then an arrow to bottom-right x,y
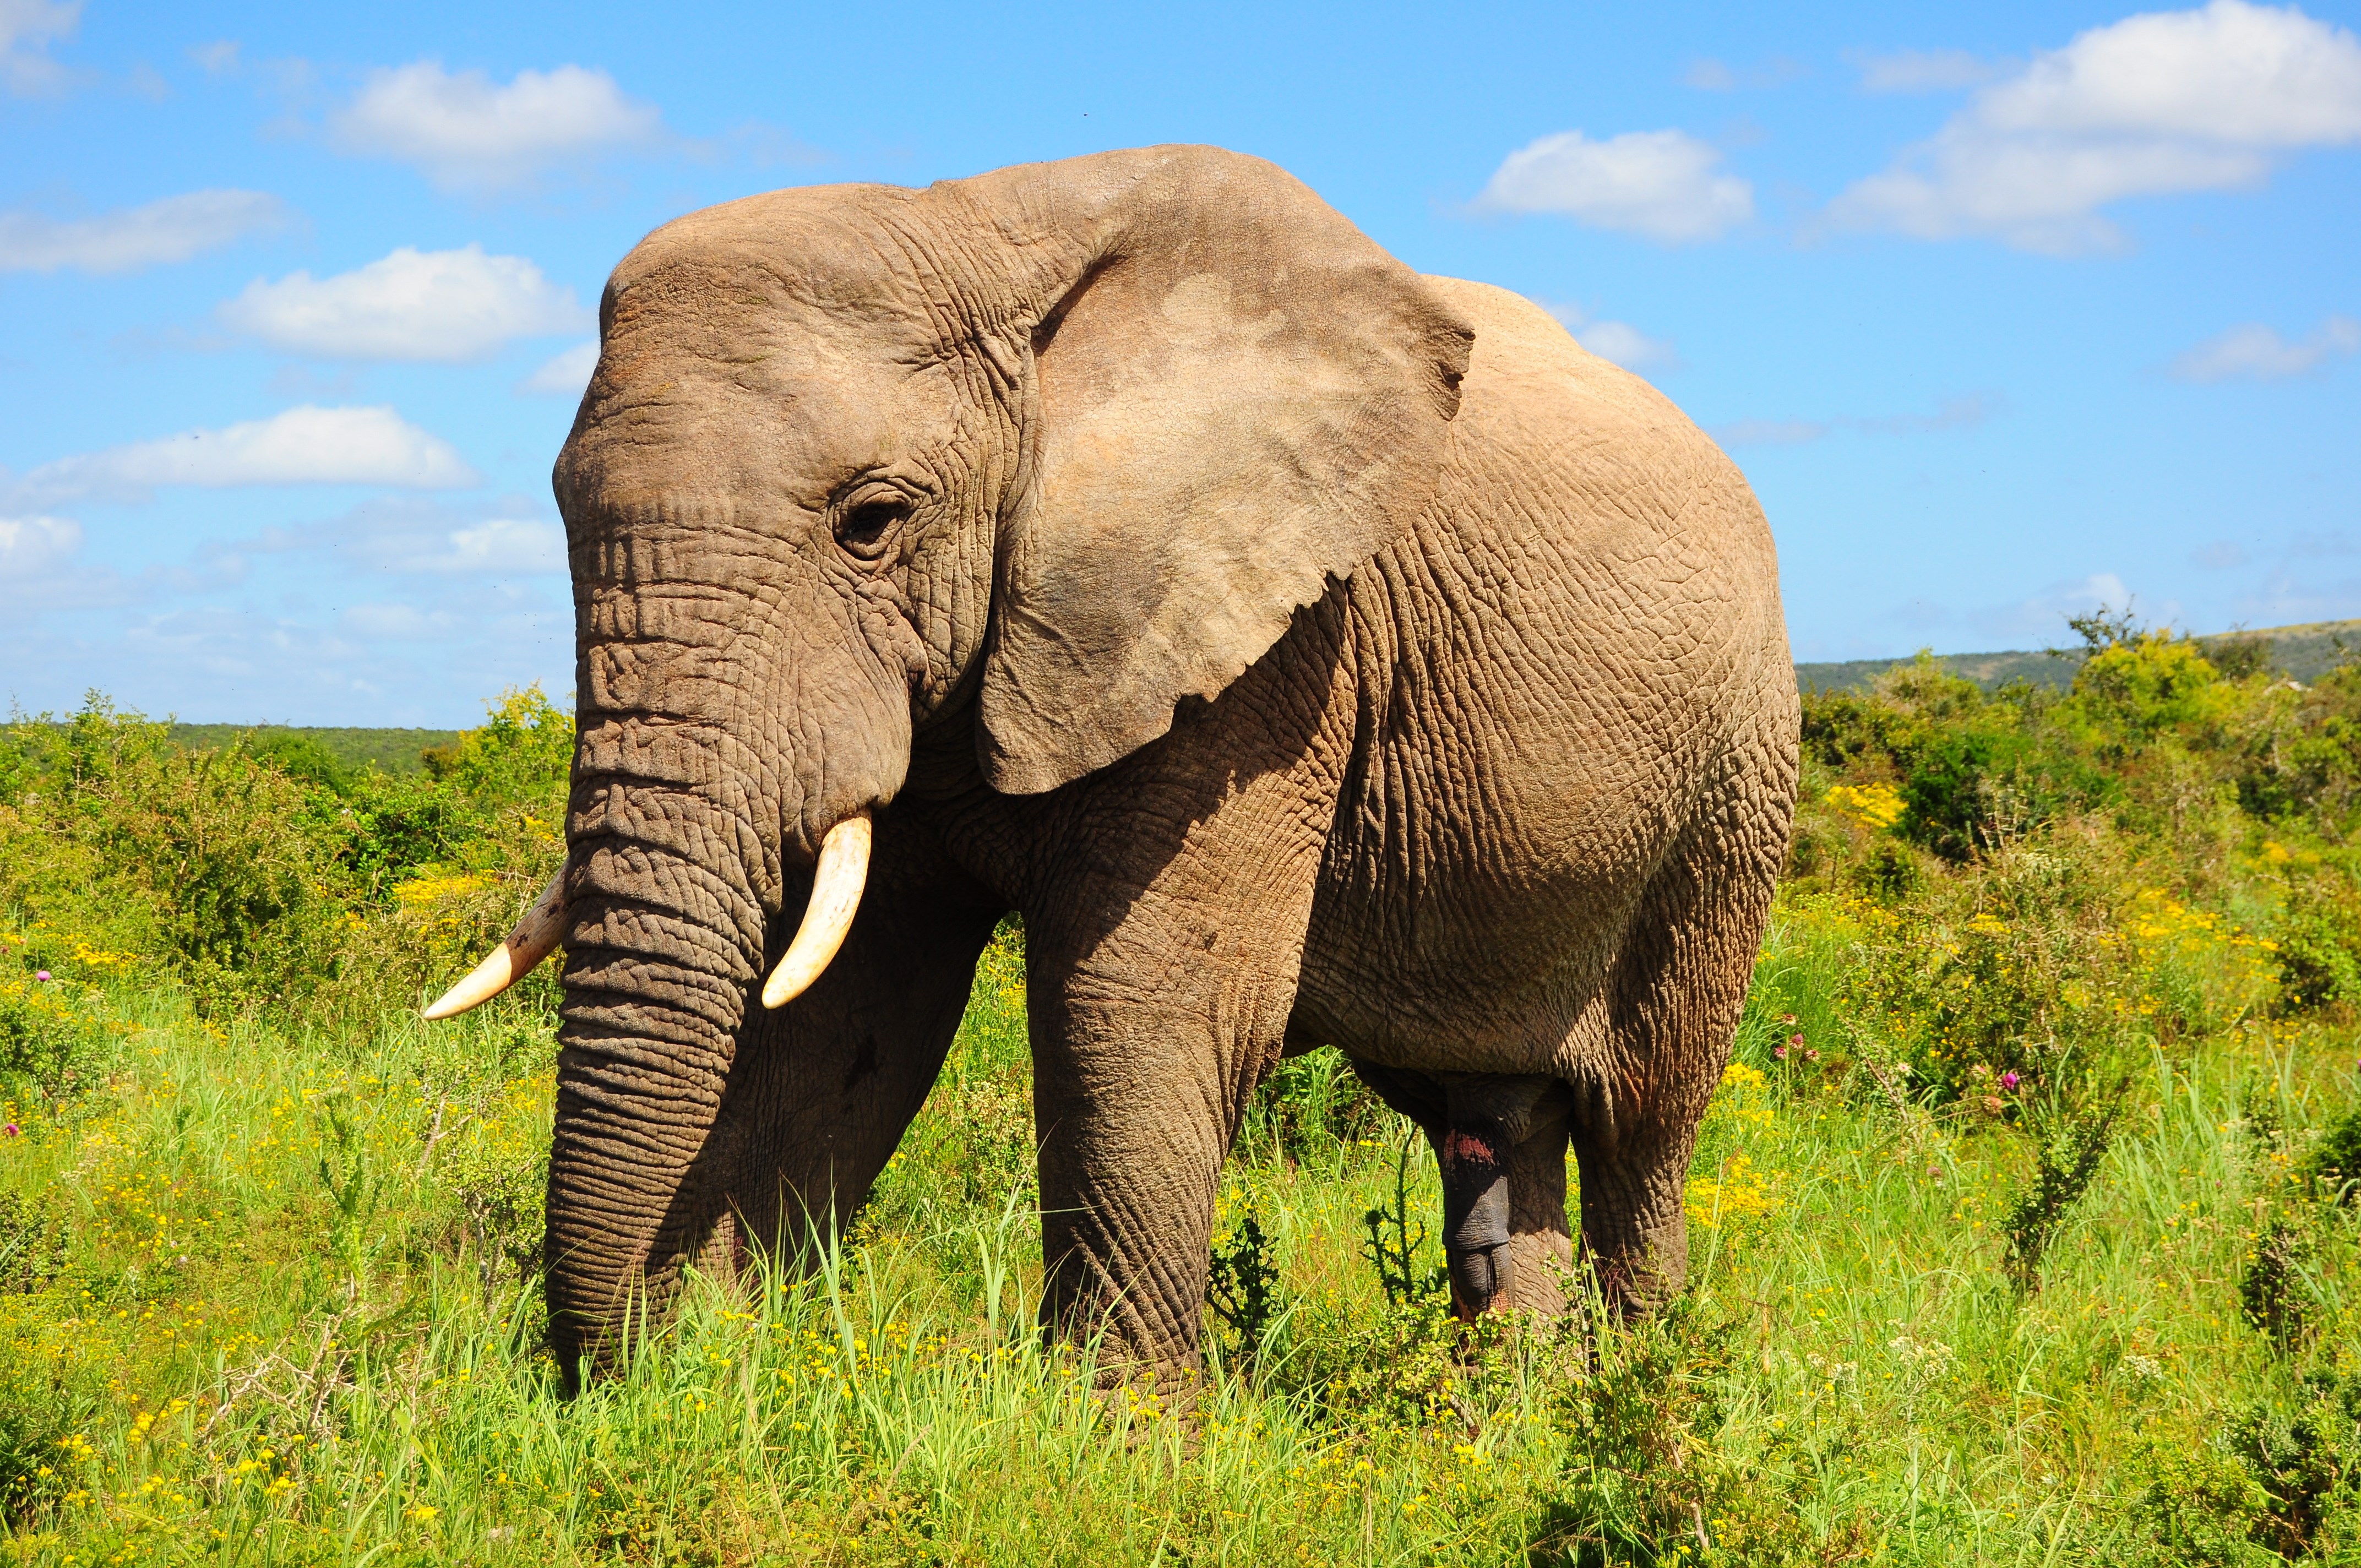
421,810 -> 875,1024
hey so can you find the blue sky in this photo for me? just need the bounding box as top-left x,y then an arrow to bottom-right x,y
3,0 -> 2358,725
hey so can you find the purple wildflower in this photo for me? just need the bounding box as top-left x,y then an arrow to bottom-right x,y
33,971 -> 50,983
2,1125 -> 17,1137
1774,1044 -> 1789,1060
2000,1071 -> 2020,1090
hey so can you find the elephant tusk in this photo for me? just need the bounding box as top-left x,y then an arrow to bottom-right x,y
761,813 -> 872,1010
422,870 -> 568,1021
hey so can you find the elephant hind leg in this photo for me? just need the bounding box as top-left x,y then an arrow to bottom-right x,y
1574,748 -> 1787,1318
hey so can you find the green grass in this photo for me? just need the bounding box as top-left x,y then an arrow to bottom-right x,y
9,635 -> 2361,1562
1,906 -> 2354,1565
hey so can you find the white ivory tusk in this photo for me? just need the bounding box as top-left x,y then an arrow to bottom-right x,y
761,813 -> 872,1010
422,870 -> 568,1021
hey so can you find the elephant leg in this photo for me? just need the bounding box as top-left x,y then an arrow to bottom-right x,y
1497,1104 -> 1577,1317
1013,649 -> 1351,1387
670,814 -> 1005,1278
1573,740 -> 1786,1319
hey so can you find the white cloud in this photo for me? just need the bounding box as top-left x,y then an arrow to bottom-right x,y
1848,48 -> 2004,94
0,189 -> 286,275
1683,56 -> 1805,92
1827,2 -> 2361,254
219,496 -> 567,579
330,59 -> 665,192
1684,58 -> 1737,91
220,244 -> 590,362
9,406 -> 479,504
0,513 -> 81,575
519,339 -> 599,396
370,515 -> 564,575
1,0 -> 78,95
1537,301 -> 1680,372
1969,571 -> 2160,643
188,40 -> 238,75
340,603 -> 458,640
1476,129 -> 1754,243
2169,313 -> 2360,380
1856,391 -> 2005,433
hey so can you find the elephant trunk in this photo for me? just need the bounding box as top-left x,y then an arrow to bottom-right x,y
544,765 -> 768,1376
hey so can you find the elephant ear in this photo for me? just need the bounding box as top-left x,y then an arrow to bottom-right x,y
948,146 -> 1475,796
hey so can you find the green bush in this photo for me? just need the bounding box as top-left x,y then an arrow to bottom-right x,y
2206,1371 -> 2361,1559
2299,1108 -> 2361,1204
2238,1215 -> 2316,1353
2272,867 -> 2361,1014
2004,1095 -> 2123,1293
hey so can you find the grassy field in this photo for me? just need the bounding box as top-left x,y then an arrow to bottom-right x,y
3,626 -> 2360,1564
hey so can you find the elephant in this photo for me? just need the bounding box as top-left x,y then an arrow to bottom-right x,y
426,144 -> 1798,1384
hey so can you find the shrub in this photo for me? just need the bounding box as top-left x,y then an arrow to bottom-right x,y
2066,632 -> 2234,748
2238,665 -> 2361,829
0,1364 -> 93,1526
1204,1191 -> 1284,1373
2300,1108 -> 2361,1204
0,1193 -> 67,1295
2272,867 -> 2361,1014
1532,1300 -> 1801,1565
2226,1371 -> 2361,1559
2239,1215 -> 2316,1353
1245,1046 -> 1382,1161
246,730 -> 352,796
2003,1093 -> 2122,1293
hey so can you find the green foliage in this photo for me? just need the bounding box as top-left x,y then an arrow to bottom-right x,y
1536,1300 -> 1788,1567
0,964 -> 124,1107
244,730 -> 353,796
2272,864 -> 2361,1014
2300,1107 -> 2361,1203
0,1191 -> 67,1294
1246,1045 -> 1383,1161
2003,1093 -> 2123,1293
314,1102 -> 383,1291
1362,1130 -> 1448,1309
1204,1195 -> 1283,1373
6,630 -> 2361,1560
2224,1370 -> 2361,1559
0,687 -> 573,1024
2142,1371 -> 2361,1562
0,1357 -> 93,1526
418,685 -> 573,801
167,723 -> 458,779
2238,1215 -> 2315,1353
2066,631 -> 2234,747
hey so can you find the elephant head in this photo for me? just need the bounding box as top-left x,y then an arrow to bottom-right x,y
429,146 -> 1473,1370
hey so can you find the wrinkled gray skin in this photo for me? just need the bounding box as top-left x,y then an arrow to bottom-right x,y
542,145 -> 1797,1383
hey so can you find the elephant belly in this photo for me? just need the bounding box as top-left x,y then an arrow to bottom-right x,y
1292,275 -> 1786,1081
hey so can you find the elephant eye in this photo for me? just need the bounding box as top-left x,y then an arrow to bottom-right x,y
834,496 -> 910,560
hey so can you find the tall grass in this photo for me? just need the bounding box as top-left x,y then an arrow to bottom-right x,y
2,628 -> 2360,1561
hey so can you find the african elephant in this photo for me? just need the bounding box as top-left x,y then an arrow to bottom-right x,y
427,145 -> 1798,1382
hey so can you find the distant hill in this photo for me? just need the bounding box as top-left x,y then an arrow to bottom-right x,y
165,725 -> 459,777
1796,618 -> 2361,695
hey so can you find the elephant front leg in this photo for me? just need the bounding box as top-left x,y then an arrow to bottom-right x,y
1026,907 -> 1316,1390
